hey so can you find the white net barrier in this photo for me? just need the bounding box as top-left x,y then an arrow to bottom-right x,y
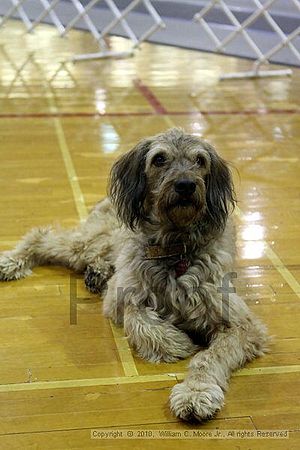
0,0 -> 165,61
194,0 -> 300,79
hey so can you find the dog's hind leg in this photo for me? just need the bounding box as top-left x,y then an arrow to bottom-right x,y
0,199 -> 118,283
0,226 -> 90,281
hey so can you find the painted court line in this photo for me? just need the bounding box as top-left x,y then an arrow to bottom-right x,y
110,323 -> 139,377
45,88 -> 138,378
47,94 -> 88,222
0,109 -> 299,119
0,374 -> 176,393
133,78 -> 167,114
0,365 -> 299,393
235,206 -> 300,299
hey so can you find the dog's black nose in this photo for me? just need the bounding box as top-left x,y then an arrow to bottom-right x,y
174,179 -> 196,196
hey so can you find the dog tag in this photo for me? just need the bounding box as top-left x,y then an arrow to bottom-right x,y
175,259 -> 189,278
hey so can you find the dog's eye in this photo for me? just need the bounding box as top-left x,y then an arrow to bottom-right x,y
196,155 -> 206,167
152,153 -> 166,167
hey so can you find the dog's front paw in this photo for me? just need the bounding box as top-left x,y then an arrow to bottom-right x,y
84,263 -> 114,294
135,329 -> 198,363
0,254 -> 31,281
170,381 -> 224,422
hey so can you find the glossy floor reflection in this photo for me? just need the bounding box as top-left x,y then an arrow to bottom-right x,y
0,19 -> 299,450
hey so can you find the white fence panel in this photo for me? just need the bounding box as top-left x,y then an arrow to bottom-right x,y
194,0 -> 300,78
0,0 -> 165,61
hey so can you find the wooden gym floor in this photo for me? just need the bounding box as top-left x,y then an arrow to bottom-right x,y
0,20 -> 299,450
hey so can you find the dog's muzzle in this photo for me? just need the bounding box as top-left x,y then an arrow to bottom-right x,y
170,178 -> 199,209
174,179 -> 196,197
156,176 -> 205,227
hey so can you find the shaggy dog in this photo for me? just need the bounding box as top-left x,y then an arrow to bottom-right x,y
0,128 -> 268,422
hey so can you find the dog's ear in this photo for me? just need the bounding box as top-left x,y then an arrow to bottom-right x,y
204,144 -> 236,233
109,139 -> 151,230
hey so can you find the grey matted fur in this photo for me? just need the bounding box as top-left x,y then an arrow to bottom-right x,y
0,128 -> 268,422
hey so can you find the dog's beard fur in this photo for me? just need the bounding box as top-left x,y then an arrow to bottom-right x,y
154,177 -> 206,229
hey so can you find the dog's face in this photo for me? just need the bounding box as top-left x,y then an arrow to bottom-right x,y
145,136 -> 209,228
109,128 -> 235,234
